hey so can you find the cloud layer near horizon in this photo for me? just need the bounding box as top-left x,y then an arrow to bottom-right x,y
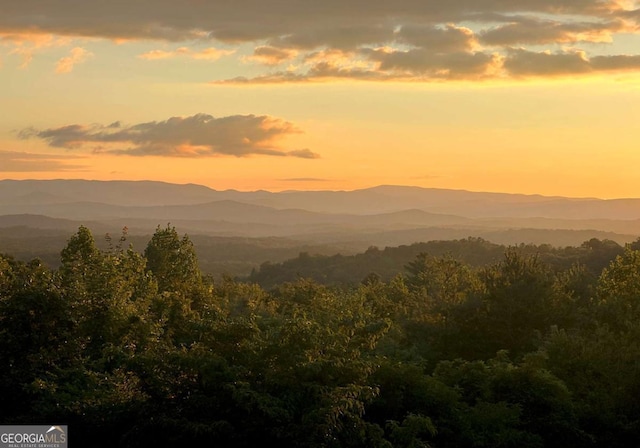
2,0 -> 640,82
20,114 -> 319,159
0,151 -> 87,172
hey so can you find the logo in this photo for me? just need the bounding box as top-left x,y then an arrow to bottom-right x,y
0,425 -> 67,448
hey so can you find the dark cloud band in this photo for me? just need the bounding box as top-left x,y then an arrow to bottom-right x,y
3,0 -> 640,82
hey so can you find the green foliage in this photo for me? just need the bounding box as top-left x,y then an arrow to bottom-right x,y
473,250 -> 557,357
0,256 -> 73,420
247,238 -> 622,288
542,326 -> 640,447
406,253 -> 481,316
145,224 -> 202,293
385,414 -> 437,448
1,227 -> 639,446
594,247 -> 640,331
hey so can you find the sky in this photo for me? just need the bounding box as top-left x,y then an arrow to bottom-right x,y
2,0 -> 640,199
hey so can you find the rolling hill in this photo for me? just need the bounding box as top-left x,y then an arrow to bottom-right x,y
1,179 -> 639,277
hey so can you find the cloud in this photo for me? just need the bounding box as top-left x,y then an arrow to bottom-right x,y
8,46 -> 34,68
3,0 -> 640,82
479,17 -> 626,46
217,46 -> 501,83
504,49 -> 591,76
0,150 -> 87,172
617,7 -> 640,23
138,46 -> 235,61
245,46 -> 298,65
591,54 -> 640,70
503,48 -> 640,76
1,33 -> 69,46
286,149 -> 320,159
215,66 -> 393,84
271,24 -> 393,50
55,47 -> 92,73
20,113 -> 319,159
371,48 -> 500,78
0,0 -> 621,42
395,24 -> 478,52
2,33 -> 71,68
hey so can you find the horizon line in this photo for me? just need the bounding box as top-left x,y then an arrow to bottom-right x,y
0,177 -> 622,201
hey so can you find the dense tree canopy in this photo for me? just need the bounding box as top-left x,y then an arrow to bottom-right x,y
1,227 -> 639,446
247,237 -> 624,288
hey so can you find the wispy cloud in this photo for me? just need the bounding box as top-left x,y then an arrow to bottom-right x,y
138,46 -> 235,61
0,150 -> 87,172
8,46 -> 34,68
55,47 -> 92,73
2,33 -> 71,68
20,113 -> 320,159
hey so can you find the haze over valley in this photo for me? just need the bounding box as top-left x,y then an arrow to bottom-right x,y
1,179 -> 639,277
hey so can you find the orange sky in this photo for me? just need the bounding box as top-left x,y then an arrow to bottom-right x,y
2,1 -> 640,198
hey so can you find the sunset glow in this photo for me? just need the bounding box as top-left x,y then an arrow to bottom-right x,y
2,0 -> 640,198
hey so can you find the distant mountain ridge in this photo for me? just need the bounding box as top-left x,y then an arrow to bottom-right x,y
0,179 -> 216,207
1,179 -> 639,278
0,179 -> 639,249
1,179 -> 639,218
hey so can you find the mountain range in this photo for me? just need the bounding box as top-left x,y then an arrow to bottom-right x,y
0,179 -> 639,274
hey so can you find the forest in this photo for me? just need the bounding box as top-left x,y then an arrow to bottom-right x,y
247,237 -> 629,288
2,225 -> 640,447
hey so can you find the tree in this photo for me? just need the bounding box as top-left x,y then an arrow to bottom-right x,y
0,257 -> 73,420
473,250 -> 557,358
59,226 -> 158,358
145,224 -> 202,294
593,247 -> 640,331
580,238 -> 624,276
405,253 -> 481,324
59,225 -> 100,291
144,225 -> 207,345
